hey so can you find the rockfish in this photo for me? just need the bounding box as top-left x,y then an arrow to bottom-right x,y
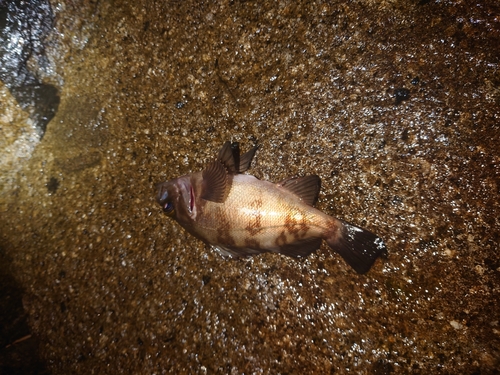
156,141 -> 386,273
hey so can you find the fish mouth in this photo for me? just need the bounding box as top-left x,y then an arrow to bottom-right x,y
155,182 -> 168,206
190,185 -> 195,213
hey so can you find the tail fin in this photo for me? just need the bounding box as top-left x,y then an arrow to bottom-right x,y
326,220 -> 386,274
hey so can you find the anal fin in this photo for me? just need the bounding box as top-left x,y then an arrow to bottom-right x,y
276,237 -> 323,258
212,245 -> 264,258
213,237 -> 322,259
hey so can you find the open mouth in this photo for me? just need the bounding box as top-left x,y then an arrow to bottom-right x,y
190,185 -> 195,213
155,182 -> 168,206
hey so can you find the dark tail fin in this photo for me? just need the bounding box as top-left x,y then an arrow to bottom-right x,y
326,220 -> 386,274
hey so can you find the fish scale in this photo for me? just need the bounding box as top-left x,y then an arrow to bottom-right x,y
156,141 -> 387,273
199,174 -> 331,251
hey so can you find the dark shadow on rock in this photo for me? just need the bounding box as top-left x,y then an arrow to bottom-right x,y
0,0 -> 60,137
0,246 -> 50,375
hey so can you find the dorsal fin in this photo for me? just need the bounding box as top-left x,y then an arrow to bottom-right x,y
201,160 -> 228,203
278,175 -> 321,206
217,141 -> 238,174
239,145 -> 258,173
217,141 -> 258,174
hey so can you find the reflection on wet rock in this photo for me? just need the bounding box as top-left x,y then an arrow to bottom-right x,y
0,0 -> 60,137
55,152 -> 102,173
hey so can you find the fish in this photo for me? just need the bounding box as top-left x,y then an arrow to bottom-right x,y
156,141 -> 386,274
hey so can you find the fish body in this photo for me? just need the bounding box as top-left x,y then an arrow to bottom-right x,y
156,141 -> 386,273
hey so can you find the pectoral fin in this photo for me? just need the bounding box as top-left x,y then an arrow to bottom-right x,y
202,140 -> 259,202
201,160 -> 228,203
278,175 -> 321,206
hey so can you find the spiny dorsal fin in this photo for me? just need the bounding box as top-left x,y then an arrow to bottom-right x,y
217,141 -> 238,174
217,141 -> 258,174
239,145 -> 258,173
201,160 -> 228,203
278,175 -> 321,206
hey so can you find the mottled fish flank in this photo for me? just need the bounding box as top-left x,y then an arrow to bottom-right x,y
156,141 -> 386,273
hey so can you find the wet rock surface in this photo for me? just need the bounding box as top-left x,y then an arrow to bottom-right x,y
0,0 -> 60,136
0,247 -> 49,375
0,0 -> 499,374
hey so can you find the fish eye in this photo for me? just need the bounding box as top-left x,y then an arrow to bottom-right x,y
163,202 -> 174,215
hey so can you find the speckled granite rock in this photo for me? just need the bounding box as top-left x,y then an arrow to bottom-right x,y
1,0 -> 499,374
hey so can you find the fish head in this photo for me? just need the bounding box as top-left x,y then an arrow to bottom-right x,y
156,175 -> 197,224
